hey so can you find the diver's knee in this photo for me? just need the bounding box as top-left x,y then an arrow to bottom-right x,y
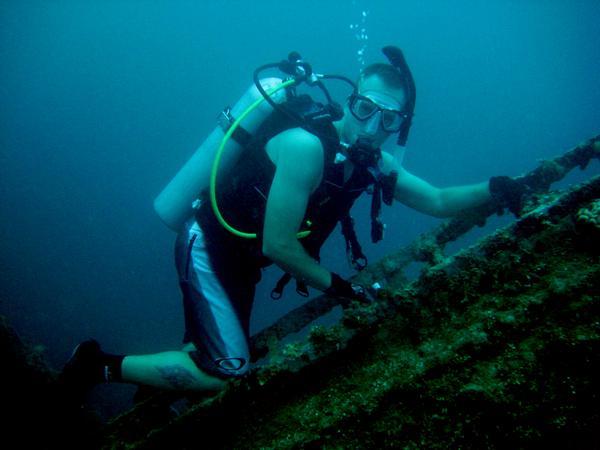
214,356 -> 250,378
189,351 -> 250,380
181,342 -> 196,352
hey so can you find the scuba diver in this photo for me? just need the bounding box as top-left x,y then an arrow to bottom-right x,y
60,47 -> 527,397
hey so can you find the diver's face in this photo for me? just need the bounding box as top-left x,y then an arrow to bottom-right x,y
342,75 -> 406,147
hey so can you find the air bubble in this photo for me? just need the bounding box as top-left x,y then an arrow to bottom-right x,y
349,4 -> 369,66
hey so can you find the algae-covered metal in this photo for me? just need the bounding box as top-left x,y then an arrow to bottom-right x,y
2,137 -> 598,449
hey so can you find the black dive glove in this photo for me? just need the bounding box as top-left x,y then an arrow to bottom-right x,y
325,273 -> 372,303
489,175 -> 529,217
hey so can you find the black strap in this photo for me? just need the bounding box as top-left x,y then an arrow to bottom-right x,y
231,126 -> 253,148
370,170 -> 397,243
370,182 -> 384,243
271,273 -> 292,300
296,280 -> 309,297
219,106 -> 254,147
381,170 -> 398,206
340,214 -> 368,271
270,273 -> 310,299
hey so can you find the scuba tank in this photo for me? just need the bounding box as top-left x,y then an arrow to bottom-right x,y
153,77 -> 287,232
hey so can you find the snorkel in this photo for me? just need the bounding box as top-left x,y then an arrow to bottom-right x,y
381,46 -> 416,146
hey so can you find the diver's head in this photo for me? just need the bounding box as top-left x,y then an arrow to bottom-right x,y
336,64 -> 408,151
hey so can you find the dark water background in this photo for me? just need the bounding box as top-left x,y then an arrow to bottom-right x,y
1,1 -> 599,418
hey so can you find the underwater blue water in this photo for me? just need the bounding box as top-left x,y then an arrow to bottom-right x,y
1,0 -> 599,417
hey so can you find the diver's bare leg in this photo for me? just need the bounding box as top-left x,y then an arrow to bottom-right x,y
122,351 -> 225,391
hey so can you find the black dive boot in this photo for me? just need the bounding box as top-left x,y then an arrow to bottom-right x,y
59,339 -> 123,405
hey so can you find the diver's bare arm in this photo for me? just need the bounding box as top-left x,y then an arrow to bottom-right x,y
436,182 -> 491,216
262,129 -> 332,291
394,167 -> 490,218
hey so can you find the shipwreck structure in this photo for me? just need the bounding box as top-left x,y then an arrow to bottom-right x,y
3,136 -> 599,449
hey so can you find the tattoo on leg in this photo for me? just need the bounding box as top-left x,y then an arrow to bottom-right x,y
157,365 -> 198,390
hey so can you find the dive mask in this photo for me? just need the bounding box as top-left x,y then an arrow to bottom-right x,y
348,92 -> 408,133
